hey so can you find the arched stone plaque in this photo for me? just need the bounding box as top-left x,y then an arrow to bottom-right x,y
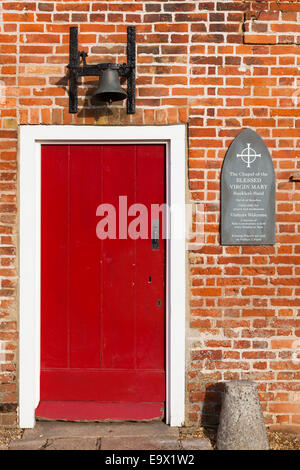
221,129 -> 275,245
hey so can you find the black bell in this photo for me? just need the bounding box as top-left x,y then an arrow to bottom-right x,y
92,68 -> 127,105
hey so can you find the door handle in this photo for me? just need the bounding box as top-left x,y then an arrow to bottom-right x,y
152,219 -> 159,250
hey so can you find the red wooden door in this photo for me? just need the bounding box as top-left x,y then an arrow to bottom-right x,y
36,145 -> 166,421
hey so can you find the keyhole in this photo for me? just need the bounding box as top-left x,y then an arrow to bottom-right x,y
148,276 -> 152,283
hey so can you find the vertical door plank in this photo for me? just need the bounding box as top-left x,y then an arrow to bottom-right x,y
69,145 -> 102,368
101,145 -> 136,369
41,145 -> 69,369
136,145 -> 166,371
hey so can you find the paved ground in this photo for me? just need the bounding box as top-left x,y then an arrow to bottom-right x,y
3,421 -> 212,450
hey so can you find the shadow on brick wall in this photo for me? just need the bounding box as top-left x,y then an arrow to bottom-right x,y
55,75 -> 112,122
200,382 -> 225,429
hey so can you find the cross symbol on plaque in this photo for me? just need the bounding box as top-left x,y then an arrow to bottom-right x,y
237,143 -> 261,168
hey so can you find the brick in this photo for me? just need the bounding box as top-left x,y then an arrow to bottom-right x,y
38,3 -> 53,12
3,13 -> 35,22
244,34 -> 277,44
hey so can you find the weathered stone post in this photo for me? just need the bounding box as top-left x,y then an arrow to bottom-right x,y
217,380 -> 269,450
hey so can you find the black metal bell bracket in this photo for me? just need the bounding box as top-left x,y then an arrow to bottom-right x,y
67,26 -> 136,114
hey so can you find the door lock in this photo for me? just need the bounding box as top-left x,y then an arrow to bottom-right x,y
152,219 -> 159,251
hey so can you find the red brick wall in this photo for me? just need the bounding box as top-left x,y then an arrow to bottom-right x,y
1,0 -> 300,431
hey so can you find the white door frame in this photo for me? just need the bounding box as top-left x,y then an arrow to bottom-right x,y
19,125 -> 186,428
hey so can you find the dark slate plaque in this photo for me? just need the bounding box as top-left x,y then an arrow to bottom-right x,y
221,129 -> 275,245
